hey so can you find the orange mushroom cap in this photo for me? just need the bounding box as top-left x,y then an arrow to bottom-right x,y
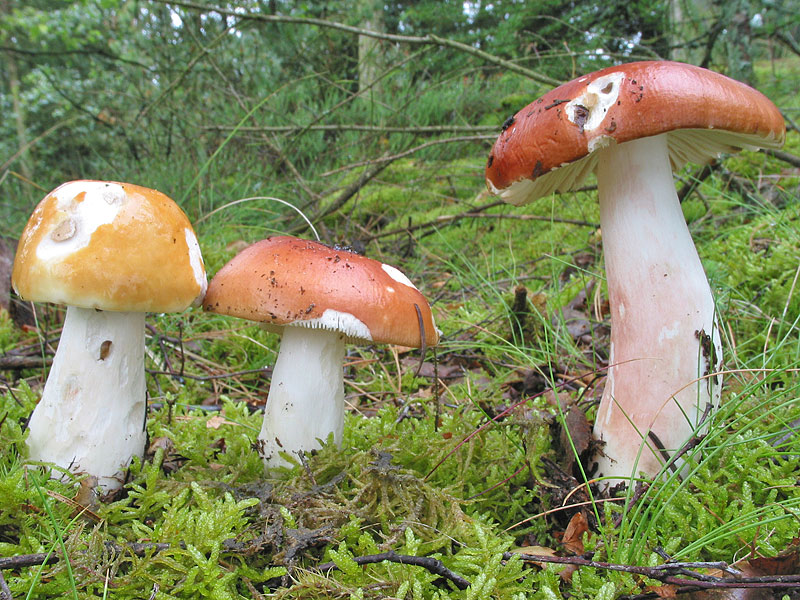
203,236 -> 439,349
12,180 -> 207,312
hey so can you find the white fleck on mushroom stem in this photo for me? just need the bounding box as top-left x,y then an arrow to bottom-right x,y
593,133 -> 722,481
26,307 -> 147,489
259,326 -> 346,471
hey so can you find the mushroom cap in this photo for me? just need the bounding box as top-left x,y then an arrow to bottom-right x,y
485,61 -> 786,204
12,180 -> 207,312
203,236 -> 440,348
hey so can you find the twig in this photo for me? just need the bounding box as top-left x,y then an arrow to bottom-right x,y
315,550 -> 471,590
153,0 -> 560,86
0,541 -> 171,571
320,135 -> 493,177
764,148 -> 800,169
202,124 -> 500,135
290,161 -> 391,235
0,569 -> 12,600
504,552 -> 800,590
146,366 -> 271,381
0,355 -> 53,370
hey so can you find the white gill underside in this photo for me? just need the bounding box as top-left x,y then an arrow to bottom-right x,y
496,128 -> 784,206
26,307 -> 147,489
259,326 -> 347,471
592,133 -> 722,481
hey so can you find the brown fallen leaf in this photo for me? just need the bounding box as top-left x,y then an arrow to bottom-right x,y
561,511 -> 589,555
645,584 -> 678,598
206,414 -> 237,429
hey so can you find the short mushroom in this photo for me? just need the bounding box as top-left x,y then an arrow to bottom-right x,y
12,180 -> 207,489
485,61 -> 785,480
202,236 -> 439,471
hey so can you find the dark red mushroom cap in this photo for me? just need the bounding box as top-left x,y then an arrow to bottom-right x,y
485,61 -> 786,204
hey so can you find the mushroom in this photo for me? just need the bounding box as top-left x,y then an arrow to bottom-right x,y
203,236 -> 439,471
12,180 -> 207,489
484,61 -> 785,480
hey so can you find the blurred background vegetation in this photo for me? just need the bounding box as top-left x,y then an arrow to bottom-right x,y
2,0 -> 799,235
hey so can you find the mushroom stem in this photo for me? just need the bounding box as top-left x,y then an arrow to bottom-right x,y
26,307 -> 147,489
593,133 -> 722,480
259,326 -> 346,470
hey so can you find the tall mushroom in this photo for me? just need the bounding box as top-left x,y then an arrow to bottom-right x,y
12,180 -> 207,489
484,61 -> 785,480
203,236 -> 439,471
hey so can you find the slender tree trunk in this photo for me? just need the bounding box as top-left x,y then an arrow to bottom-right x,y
357,0 -> 383,94
1,0 -> 32,179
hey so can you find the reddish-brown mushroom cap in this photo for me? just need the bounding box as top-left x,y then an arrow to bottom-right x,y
485,61 -> 786,203
203,236 -> 439,349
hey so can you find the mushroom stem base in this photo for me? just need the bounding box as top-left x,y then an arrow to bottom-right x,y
26,307 -> 147,489
593,133 -> 722,481
259,326 -> 346,471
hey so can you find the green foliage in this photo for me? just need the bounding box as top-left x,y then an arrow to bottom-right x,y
2,2 -> 800,598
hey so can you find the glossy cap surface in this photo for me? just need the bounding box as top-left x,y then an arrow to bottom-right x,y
12,180 -> 207,312
203,236 -> 439,348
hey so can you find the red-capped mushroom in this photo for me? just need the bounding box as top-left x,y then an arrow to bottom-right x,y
485,61 -> 785,480
203,236 -> 439,471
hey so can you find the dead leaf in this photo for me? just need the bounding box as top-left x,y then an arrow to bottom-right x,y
559,405 -> 594,476
206,414 -> 236,429
561,512 -> 589,555
645,584 -> 678,598
747,548 -> 799,575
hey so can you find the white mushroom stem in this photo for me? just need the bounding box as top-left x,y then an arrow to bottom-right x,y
259,326 -> 346,470
593,133 -> 722,481
26,307 -> 147,489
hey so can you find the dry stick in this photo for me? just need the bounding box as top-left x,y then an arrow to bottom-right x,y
0,355 -> 53,370
288,160 -> 392,235
320,135 -> 494,177
0,542 -> 171,571
503,553 -> 800,591
677,161 -> 719,204
364,201 -> 599,243
0,569 -> 11,600
153,0 -> 560,86
202,124 -> 500,134
146,366 -> 271,381
764,148 -> 800,169
315,551 -> 471,591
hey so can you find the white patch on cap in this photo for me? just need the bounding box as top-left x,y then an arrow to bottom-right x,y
36,181 -> 126,262
588,134 -> 616,153
294,308 -> 372,341
185,228 -> 207,304
381,263 -> 418,290
566,72 -> 624,133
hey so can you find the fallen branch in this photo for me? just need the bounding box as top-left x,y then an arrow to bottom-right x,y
0,542 -> 170,571
0,355 -> 52,370
202,124 -> 500,135
152,0 -> 560,86
363,201 -> 599,242
505,552 -> 800,590
320,135 -> 494,177
764,148 -> 800,169
315,550 -> 471,590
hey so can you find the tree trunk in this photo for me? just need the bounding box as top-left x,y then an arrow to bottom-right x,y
358,0 -> 383,94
